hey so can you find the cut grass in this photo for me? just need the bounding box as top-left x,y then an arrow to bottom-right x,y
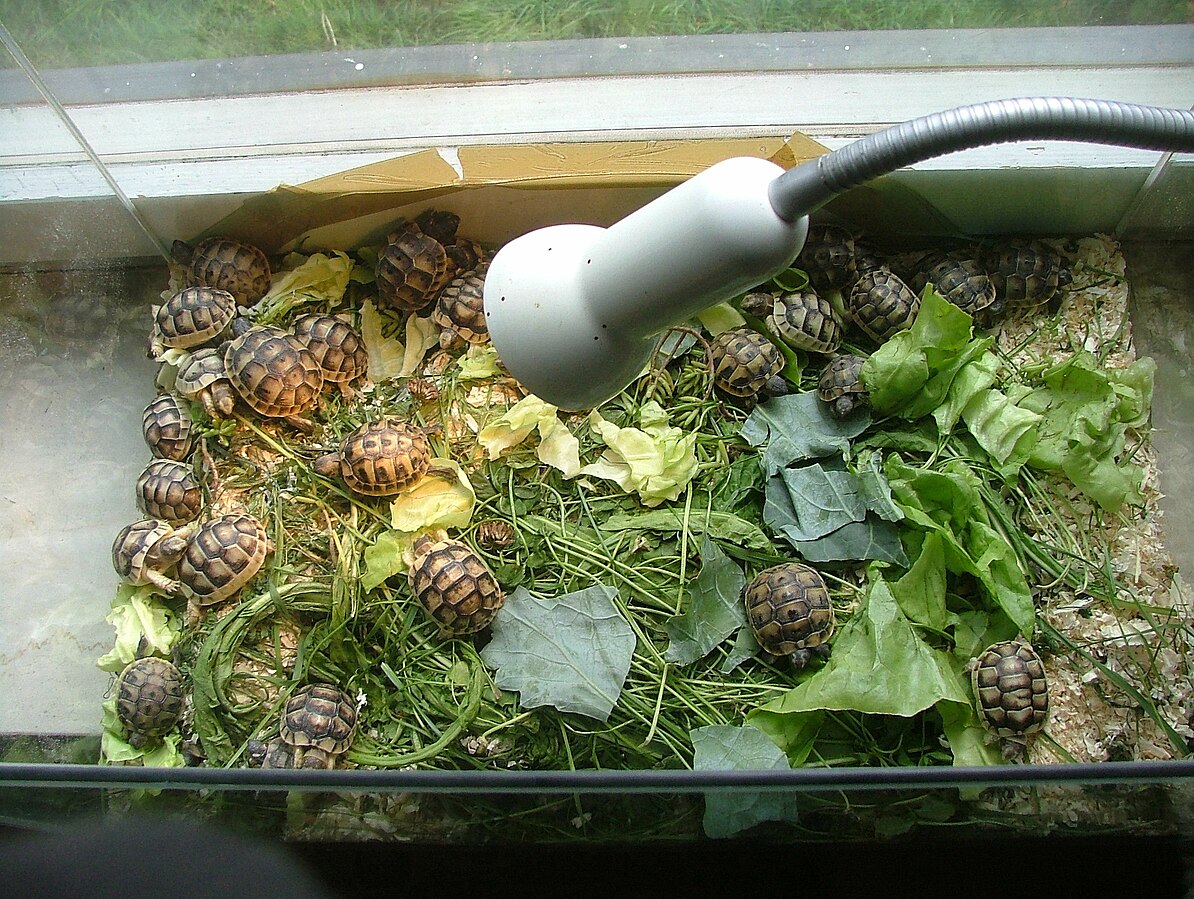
0,0 -> 1189,69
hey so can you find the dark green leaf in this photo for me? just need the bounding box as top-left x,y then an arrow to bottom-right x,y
665,538 -> 748,665
740,392 -> 871,476
785,518 -> 910,565
890,532 -> 951,631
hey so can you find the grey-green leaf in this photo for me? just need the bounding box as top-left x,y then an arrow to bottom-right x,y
479,585 -> 635,721
740,392 -> 871,476
691,724 -> 800,838
785,518 -> 910,565
665,537 -> 748,665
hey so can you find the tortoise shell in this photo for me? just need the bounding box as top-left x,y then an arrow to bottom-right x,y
375,222 -> 450,314
742,562 -> 834,668
111,518 -> 195,595
136,459 -> 203,525
849,269 -> 920,343
142,393 -> 194,461
913,252 -> 997,317
176,512 -> 269,606
709,327 -> 787,400
408,534 -> 506,636
223,326 -> 323,424
280,683 -> 358,756
971,639 -> 1050,738
432,269 -> 489,350
816,354 -> 869,419
475,519 -> 518,551
174,348 -> 237,418
115,657 -> 185,748
149,286 -> 238,357
291,313 -> 369,399
743,289 -> 842,355
312,418 -> 433,496
983,239 -> 1071,312
796,223 -> 857,294
174,237 -> 271,307
445,237 -> 487,281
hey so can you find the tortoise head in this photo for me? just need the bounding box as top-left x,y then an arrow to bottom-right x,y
739,291 -> 774,318
311,451 -> 344,480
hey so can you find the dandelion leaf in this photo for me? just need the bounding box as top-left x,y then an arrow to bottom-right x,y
480,585 -> 635,721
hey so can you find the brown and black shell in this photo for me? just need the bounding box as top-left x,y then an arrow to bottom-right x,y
708,327 -> 787,400
375,221 -> 450,314
408,534 -> 506,637
432,268 -> 489,350
149,286 -> 238,357
816,353 -> 869,419
112,518 -> 195,595
115,657 -> 185,748
280,683 -> 358,756
176,512 -> 270,606
742,562 -> 834,668
174,348 -> 237,418
142,393 -> 194,461
742,289 -> 842,355
971,639 -> 1050,738
848,269 -> 920,343
223,325 -> 323,426
291,313 -> 369,399
983,239 -> 1072,312
912,251 -> 997,317
136,459 -> 203,525
796,223 -> 857,294
312,418 -> 433,496
173,237 -> 272,307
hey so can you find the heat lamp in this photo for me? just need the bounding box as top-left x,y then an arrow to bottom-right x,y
483,97 -> 1194,410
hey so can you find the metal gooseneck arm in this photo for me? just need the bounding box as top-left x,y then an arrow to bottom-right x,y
769,97 -> 1194,220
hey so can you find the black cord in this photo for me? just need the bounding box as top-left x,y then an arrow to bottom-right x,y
769,96 -> 1194,220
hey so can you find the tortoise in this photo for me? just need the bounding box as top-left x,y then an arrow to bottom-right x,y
148,286 -> 238,359
406,377 -> 441,406
115,656 -> 185,749
279,683 -> 358,769
111,518 -> 198,595
432,268 -> 489,350
176,512 -> 270,608
375,221 -> 451,314
983,239 -> 1072,313
172,236 -> 271,307
247,736 -> 295,770
742,561 -> 834,669
708,327 -> 788,404
848,269 -> 921,343
291,313 -> 369,400
413,208 -> 461,246
136,459 -> 203,525
223,325 -> 324,432
174,348 -> 237,418
407,533 -> 506,637
796,223 -> 857,294
475,519 -> 518,551
817,354 -> 869,419
911,251 -> 998,318
970,639 -> 1049,748
142,393 -> 194,461
444,237 -> 487,282
312,418 -> 435,496
740,288 -> 843,355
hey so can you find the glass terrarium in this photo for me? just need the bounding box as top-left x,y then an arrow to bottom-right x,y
1,4 -> 1193,866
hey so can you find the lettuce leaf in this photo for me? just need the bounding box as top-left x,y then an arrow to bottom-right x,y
580,401 -> 697,507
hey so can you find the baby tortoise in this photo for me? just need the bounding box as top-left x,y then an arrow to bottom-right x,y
708,326 -> 788,406
291,312 -> 369,400
849,269 -> 921,343
970,638 -> 1049,758
223,325 -> 324,432
407,533 -> 506,637
136,459 -> 203,525
983,239 -> 1072,313
376,220 -> 451,315
174,348 -> 238,418
796,223 -> 857,294
173,236 -> 272,307
142,393 -> 194,461
911,250 -> 998,319
112,518 -> 198,595
313,418 -> 436,496
115,656 -> 185,749
743,561 -> 834,669
816,354 -> 869,419
279,683 -> 358,769
176,512 -> 270,609
432,268 -> 489,350
741,288 -> 843,355
475,519 -> 518,551
148,286 -> 238,359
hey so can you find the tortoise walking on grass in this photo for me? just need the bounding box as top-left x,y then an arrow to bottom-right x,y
407,533 -> 506,637
278,683 -> 359,769
970,639 -> 1049,758
313,418 -> 437,496
176,512 -> 270,610
223,325 -> 324,432
175,348 -> 238,418
742,562 -> 835,669
291,313 -> 369,400
708,326 -> 788,406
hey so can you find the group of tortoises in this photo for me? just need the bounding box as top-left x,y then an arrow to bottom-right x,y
107,216 -> 507,764
105,212 -> 1053,764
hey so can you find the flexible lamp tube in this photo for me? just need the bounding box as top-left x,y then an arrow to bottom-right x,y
483,97 -> 1194,410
